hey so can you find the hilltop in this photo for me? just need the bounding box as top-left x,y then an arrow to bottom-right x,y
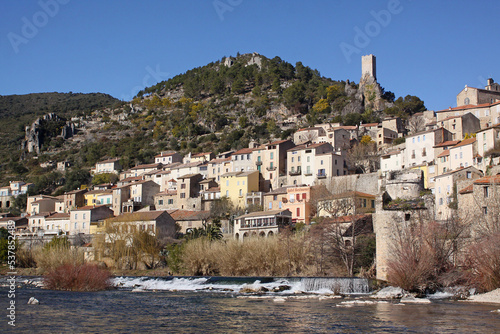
0,53 -> 425,194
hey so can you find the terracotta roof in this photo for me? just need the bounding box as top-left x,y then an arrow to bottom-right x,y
232,148 -> 255,155
452,138 -> 476,148
192,152 -> 212,157
360,123 -> 380,127
204,187 -> 220,193
169,210 -> 210,221
119,176 -> 143,183
97,158 -> 120,164
381,150 -> 401,157
267,139 -> 290,146
458,184 -> 473,194
476,123 -> 500,133
437,149 -> 450,158
155,151 -> 177,157
473,175 -> 500,185
107,210 -> 169,223
221,171 -> 257,177
209,157 -> 231,164
178,173 -> 202,179
171,161 -> 203,169
436,101 -> 500,113
440,115 -> 462,122
434,140 -> 460,148
287,142 -> 329,152
131,163 -> 162,170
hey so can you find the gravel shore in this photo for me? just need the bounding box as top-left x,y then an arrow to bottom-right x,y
468,288 -> 500,304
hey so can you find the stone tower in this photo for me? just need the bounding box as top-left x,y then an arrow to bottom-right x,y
361,54 -> 376,80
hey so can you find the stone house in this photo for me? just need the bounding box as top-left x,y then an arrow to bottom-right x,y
103,210 -> 176,242
63,189 -> 87,213
154,151 -> 182,165
123,180 -> 161,213
93,158 -> 121,175
436,101 -> 500,129
168,210 -> 210,234
154,190 -> 177,210
476,124 -> 500,162
176,173 -> 203,211
456,78 -> 500,107
286,142 -> 337,186
437,113 -> 480,141
458,174 -> 500,236
318,191 -> 375,218
448,138 -> 477,171
252,140 -> 295,189
434,166 -> 483,220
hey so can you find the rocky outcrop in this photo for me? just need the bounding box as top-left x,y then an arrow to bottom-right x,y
22,113 -> 76,155
357,74 -> 388,112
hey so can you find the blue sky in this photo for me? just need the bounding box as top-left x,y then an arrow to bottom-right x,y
1,0 -> 499,111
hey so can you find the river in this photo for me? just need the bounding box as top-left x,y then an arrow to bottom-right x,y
1,277 -> 499,333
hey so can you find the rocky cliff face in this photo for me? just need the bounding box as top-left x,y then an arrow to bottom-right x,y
22,113 -> 76,155
357,74 -> 390,112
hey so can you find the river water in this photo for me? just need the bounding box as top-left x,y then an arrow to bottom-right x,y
1,277 -> 500,333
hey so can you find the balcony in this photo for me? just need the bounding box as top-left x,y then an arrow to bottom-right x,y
304,171 -> 313,176
266,166 -> 276,171
289,168 -> 301,176
317,173 -> 327,179
256,160 -> 262,166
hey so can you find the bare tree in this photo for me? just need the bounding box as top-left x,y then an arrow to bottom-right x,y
346,142 -> 379,173
408,114 -> 426,135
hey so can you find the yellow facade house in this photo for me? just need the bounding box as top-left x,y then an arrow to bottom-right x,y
84,189 -> 109,207
220,171 -> 260,209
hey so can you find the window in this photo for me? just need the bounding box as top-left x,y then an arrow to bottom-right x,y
278,201 -> 282,209
417,136 -> 420,143
291,157 -> 294,162
371,200 -> 375,208
467,171 -> 471,179
273,195 -> 278,200
180,193 -> 186,199
168,199 -> 174,204
269,202 -> 272,209
74,222 -> 77,230
226,190 -> 229,197
270,152 -> 274,159
226,180 -> 229,186
321,160 -> 323,165
439,198 -> 443,205
483,206 -> 488,215
412,138 -> 415,143
484,186 -> 490,198
307,156 -> 310,163
297,208 -> 300,217
239,189 -> 242,196
82,222 -> 86,230
302,193 -> 306,200
234,156 -> 238,161
158,200 -> 164,205
83,213 -> 86,219
423,135 -> 426,141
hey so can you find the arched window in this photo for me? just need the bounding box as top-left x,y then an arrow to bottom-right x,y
464,97 -> 470,105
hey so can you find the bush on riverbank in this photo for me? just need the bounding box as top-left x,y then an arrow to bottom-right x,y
44,263 -> 111,291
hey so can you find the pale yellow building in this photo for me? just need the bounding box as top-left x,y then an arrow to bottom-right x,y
220,171 -> 260,209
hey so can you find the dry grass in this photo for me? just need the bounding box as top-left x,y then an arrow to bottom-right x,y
465,233 -> 500,292
180,233 -> 321,277
34,246 -> 84,273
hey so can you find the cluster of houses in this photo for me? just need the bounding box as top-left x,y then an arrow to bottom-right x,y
1,57 -> 500,281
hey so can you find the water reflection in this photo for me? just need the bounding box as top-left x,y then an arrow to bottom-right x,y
2,288 -> 500,333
